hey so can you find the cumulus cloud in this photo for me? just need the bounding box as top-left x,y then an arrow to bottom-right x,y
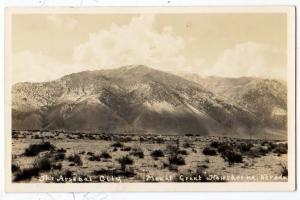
73,14 -> 187,72
203,42 -> 286,80
12,15 -> 286,84
12,15 -> 193,84
12,51 -> 82,84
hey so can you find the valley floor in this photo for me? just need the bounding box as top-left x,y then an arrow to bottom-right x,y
11,131 -> 288,183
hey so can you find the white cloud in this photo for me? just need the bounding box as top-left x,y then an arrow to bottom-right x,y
72,15 -> 286,80
12,15 -> 193,84
13,15 -> 286,84
203,42 -> 286,80
73,14 -> 187,72
12,51 -> 83,84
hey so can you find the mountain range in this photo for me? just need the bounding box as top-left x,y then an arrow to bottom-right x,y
12,65 -> 287,139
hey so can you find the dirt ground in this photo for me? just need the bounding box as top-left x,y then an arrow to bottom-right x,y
11,131 -> 288,183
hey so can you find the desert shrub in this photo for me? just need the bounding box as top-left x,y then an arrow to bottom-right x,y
216,143 -> 233,154
113,147 -> 118,152
260,140 -> 272,147
24,141 -> 54,156
202,147 -> 217,156
68,154 -> 82,166
121,136 -> 132,142
236,142 -> 253,153
33,135 -> 40,139
198,164 -> 209,169
88,135 -> 96,140
111,141 -> 123,148
79,151 -> 86,155
33,157 -> 52,171
102,134 -> 113,141
280,163 -> 288,177
117,155 -> 134,171
63,169 -> 73,178
57,170 -> 73,179
122,166 -> 135,177
161,161 -> 169,169
78,134 -> 84,139
151,149 -> 164,159
178,149 -> 188,155
88,155 -> 98,161
100,151 -> 112,159
93,168 -> 116,177
139,136 -> 145,142
255,141 -> 287,156
52,163 -> 62,170
12,163 -> 20,172
166,144 -> 179,155
88,154 -> 101,161
12,132 -> 18,139
269,142 -> 279,149
57,148 -> 66,153
248,146 -> 262,157
183,142 -> 191,148
130,147 -> 144,158
259,145 -> 271,154
222,150 -> 243,165
53,152 -> 65,161
273,143 -> 288,155
168,164 -> 178,171
247,145 -> 272,158
121,146 -> 131,151
13,167 -> 39,182
154,137 -> 165,144
67,135 -> 73,139
168,154 -> 185,165
210,141 -> 221,148
87,152 -> 94,156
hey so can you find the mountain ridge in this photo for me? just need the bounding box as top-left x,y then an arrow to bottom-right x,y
12,65 -> 287,139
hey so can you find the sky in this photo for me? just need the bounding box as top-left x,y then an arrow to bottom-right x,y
11,13 -> 287,83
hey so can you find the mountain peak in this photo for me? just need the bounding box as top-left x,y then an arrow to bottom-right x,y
118,65 -> 151,71
11,65 -> 287,139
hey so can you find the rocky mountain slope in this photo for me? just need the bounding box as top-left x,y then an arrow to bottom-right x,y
186,75 -> 287,129
12,65 -> 287,138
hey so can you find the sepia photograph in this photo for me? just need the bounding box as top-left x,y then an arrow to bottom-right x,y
4,7 -> 296,192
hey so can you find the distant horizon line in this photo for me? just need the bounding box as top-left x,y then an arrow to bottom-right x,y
12,64 -> 286,85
